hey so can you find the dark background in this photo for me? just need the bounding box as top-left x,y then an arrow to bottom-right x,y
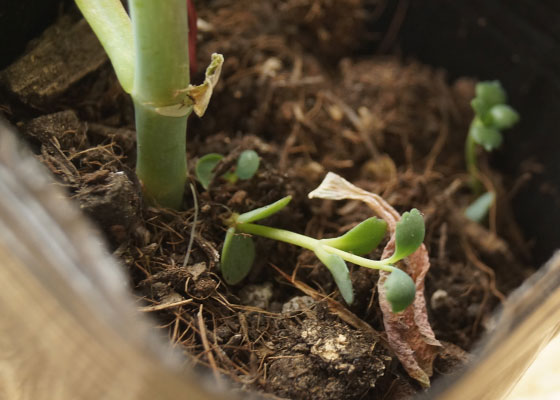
0,0 -> 63,69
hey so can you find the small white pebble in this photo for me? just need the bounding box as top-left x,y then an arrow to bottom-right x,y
431,289 -> 449,310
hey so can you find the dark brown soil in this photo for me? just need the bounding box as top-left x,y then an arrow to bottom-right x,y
0,1 -> 535,399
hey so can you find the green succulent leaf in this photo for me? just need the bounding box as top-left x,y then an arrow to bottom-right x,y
465,191 -> 495,223
383,267 -> 416,313
236,150 -> 260,180
314,244 -> 354,304
488,104 -> 519,130
220,227 -> 255,285
386,209 -> 425,263
471,81 -> 507,116
236,196 -> 292,224
469,120 -> 503,151
195,153 -> 223,190
470,98 -> 487,119
320,217 -> 387,256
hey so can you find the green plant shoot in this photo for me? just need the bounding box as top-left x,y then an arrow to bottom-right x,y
221,196 -> 424,313
466,81 -> 519,193
75,0 -> 223,209
464,81 -> 518,222
195,150 -> 260,190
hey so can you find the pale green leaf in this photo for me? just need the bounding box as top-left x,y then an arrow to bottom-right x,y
488,104 -> 519,130
465,191 -> 495,222
75,0 -> 134,93
472,81 -> 507,117
236,196 -> 292,224
470,120 -> 503,151
383,267 -> 416,313
195,153 -> 223,190
388,209 -> 425,262
321,217 -> 387,256
314,244 -> 354,304
220,228 -> 255,285
236,150 -> 260,180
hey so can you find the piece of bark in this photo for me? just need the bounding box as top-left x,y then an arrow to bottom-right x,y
23,110 -> 88,149
0,16 -> 107,107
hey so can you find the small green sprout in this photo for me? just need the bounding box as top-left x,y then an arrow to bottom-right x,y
195,150 -> 260,190
195,153 -> 223,190
220,196 -> 425,313
465,81 -> 519,221
384,268 -> 417,313
236,150 -> 260,180
466,81 -> 519,192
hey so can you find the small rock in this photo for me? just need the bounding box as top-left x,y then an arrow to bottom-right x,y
0,17 -> 107,107
431,289 -> 449,310
186,262 -> 207,281
23,110 -> 87,149
239,282 -> 274,309
282,295 -> 315,314
77,171 -> 140,243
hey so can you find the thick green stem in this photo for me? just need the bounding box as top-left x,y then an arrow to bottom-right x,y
236,223 -> 395,272
75,0 -> 134,92
129,0 -> 191,208
466,129 -> 482,194
236,223 -> 317,250
130,0 -> 190,104
134,102 -> 187,207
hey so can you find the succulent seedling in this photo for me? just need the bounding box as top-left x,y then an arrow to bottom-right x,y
466,81 -> 519,192
220,196 -> 424,313
465,81 -> 519,221
196,150 -> 260,190
75,0 -> 223,209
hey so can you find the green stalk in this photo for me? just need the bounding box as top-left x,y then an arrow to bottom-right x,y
133,103 -> 188,207
236,223 -> 395,272
74,0 -> 134,93
129,0 -> 191,208
465,129 -> 482,194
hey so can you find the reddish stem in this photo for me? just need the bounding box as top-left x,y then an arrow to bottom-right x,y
187,0 -> 197,75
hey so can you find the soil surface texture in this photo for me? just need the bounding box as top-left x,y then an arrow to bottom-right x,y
0,1 -> 535,399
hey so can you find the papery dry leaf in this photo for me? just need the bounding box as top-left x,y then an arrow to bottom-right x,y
188,53 -> 224,117
155,53 -> 224,118
309,172 -> 441,387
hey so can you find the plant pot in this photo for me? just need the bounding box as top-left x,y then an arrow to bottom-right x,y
1,2 -> 559,399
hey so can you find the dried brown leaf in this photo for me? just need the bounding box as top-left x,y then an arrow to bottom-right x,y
309,172 -> 441,387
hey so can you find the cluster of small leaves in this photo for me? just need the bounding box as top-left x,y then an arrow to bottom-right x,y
469,81 -> 519,152
195,149 -> 260,189
465,82 -> 519,222
220,197 -> 425,313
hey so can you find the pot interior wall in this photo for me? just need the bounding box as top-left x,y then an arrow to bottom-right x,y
0,0 -> 64,69
396,0 -> 560,265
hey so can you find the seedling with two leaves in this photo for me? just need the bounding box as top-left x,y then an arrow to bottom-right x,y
221,196 -> 425,313
465,81 -> 519,222
196,150 -> 260,190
